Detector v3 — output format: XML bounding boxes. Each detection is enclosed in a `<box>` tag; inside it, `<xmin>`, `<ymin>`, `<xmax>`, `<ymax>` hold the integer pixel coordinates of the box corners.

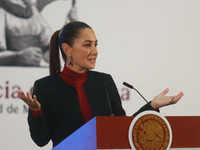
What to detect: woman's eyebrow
<box><xmin>83</xmin><ymin>40</ymin><xmax>98</xmax><ymax>43</ymax></box>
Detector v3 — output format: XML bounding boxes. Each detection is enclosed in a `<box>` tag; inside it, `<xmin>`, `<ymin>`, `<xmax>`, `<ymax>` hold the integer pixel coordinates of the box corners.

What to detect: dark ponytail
<box><xmin>49</xmin><ymin>21</ymin><xmax>92</xmax><ymax>75</ymax></box>
<box><xmin>49</xmin><ymin>30</ymin><xmax>61</xmax><ymax>75</ymax></box>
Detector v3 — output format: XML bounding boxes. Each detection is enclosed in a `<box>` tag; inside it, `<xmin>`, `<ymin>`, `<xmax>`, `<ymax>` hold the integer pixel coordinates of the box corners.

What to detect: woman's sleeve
<box><xmin>132</xmin><ymin>102</ymin><xmax>159</xmax><ymax>116</ymax></box>
<box><xmin>27</xmin><ymin>80</ymin><xmax>52</xmax><ymax>147</ymax></box>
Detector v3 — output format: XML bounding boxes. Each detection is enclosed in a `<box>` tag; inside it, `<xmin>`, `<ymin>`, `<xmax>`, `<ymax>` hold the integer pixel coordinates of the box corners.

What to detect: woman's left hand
<box><xmin>150</xmin><ymin>88</ymin><xmax>184</xmax><ymax>109</ymax></box>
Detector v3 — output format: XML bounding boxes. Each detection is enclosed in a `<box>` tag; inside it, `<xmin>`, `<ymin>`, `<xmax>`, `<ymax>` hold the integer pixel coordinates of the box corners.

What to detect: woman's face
<box><xmin>70</xmin><ymin>28</ymin><xmax>98</xmax><ymax>73</ymax></box>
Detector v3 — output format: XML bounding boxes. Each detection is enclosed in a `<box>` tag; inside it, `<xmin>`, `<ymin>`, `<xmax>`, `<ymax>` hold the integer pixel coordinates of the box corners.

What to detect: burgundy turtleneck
<box><xmin>60</xmin><ymin>66</ymin><xmax>92</xmax><ymax>123</ymax></box>
<box><xmin>30</xmin><ymin>66</ymin><xmax>92</xmax><ymax>123</ymax></box>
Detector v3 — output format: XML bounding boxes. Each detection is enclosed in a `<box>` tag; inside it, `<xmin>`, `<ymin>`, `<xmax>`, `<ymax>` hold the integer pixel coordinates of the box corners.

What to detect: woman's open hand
<box><xmin>151</xmin><ymin>88</ymin><xmax>184</xmax><ymax>109</ymax></box>
<box><xmin>17</xmin><ymin>90</ymin><xmax>41</xmax><ymax>111</ymax></box>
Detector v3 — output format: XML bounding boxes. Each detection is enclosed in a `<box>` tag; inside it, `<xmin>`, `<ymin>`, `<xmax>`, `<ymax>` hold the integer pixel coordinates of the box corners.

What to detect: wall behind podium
<box><xmin>0</xmin><ymin>0</ymin><xmax>200</xmax><ymax>149</ymax></box>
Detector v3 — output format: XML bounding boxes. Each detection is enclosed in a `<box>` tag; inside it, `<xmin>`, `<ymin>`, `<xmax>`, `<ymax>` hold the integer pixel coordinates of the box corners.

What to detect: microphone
<box><xmin>123</xmin><ymin>82</ymin><xmax>148</xmax><ymax>103</ymax></box>
<box><xmin>103</xmin><ymin>83</ymin><xmax>114</xmax><ymax>116</ymax></box>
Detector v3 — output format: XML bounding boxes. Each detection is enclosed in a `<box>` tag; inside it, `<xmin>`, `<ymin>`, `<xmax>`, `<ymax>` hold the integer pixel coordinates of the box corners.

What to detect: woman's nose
<box><xmin>91</xmin><ymin>45</ymin><xmax>98</xmax><ymax>55</ymax></box>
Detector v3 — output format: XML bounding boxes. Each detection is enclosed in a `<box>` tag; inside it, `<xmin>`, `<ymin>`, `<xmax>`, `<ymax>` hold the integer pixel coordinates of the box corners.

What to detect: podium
<box><xmin>52</xmin><ymin>116</ymin><xmax>200</xmax><ymax>150</ymax></box>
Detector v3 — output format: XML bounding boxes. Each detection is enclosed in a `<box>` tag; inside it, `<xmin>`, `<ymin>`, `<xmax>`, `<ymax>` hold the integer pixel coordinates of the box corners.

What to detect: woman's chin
<box><xmin>87</xmin><ymin>64</ymin><xmax>95</xmax><ymax>70</ymax></box>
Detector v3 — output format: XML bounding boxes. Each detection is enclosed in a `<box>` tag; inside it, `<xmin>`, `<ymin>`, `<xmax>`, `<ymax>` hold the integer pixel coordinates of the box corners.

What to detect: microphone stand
<box><xmin>123</xmin><ymin>82</ymin><xmax>148</xmax><ymax>103</ymax></box>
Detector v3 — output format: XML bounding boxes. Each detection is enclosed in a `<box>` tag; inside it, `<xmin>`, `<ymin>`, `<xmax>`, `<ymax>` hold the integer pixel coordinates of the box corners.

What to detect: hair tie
<box><xmin>58</xmin><ymin>29</ymin><xmax>63</xmax><ymax>37</ymax></box>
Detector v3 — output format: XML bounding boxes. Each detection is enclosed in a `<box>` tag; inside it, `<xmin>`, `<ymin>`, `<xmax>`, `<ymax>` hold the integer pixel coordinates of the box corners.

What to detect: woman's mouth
<box><xmin>88</xmin><ymin>58</ymin><xmax>96</xmax><ymax>62</ymax></box>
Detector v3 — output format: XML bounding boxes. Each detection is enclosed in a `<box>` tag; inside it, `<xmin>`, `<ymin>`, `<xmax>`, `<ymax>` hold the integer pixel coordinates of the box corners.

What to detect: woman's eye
<box><xmin>85</xmin><ymin>44</ymin><xmax>91</xmax><ymax>47</ymax></box>
<box><xmin>85</xmin><ymin>43</ymin><xmax>98</xmax><ymax>47</ymax></box>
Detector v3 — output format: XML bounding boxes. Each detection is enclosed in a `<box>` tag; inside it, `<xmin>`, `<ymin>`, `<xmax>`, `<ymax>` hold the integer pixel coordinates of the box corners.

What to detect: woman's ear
<box><xmin>62</xmin><ymin>43</ymin><xmax>72</xmax><ymax>56</ymax></box>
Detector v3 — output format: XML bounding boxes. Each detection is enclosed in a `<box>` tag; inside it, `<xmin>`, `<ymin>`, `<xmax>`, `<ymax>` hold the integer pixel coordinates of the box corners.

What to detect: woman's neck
<box><xmin>66</xmin><ymin>64</ymin><xmax>87</xmax><ymax>74</ymax></box>
<box><xmin>60</xmin><ymin>65</ymin><xmax>88</xmax><ymax>85</ymax></box>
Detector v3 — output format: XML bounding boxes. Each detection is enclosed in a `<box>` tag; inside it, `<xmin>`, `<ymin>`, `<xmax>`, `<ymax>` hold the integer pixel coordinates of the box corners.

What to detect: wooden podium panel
<box><xmin>52</xmin><ymin>116</ymin><xmax>200</xmax><ymax>150</ymax></box>
<box><xmin>167</xmin><ymin>116</ymin><xmax>200</xmax><ymax>148</ymax></box>
<box><xmin>96</xmin><ymin>116</ymin><xmax>200</xmax><ymax>149</ymax></box>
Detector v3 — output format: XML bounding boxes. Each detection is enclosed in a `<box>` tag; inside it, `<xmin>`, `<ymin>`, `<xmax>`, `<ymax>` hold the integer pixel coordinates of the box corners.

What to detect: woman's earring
<box><xmin>69</xmin><ymin>56</ymin><xmax>73</xmax><ymax>66</ymax></box>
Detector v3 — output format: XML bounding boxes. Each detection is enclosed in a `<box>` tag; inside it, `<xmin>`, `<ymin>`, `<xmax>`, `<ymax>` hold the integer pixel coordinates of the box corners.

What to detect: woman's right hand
<box><xmin>17</xmin><ymin>90</ymin><xmax>41</xmax><ymax>111</ymax></box>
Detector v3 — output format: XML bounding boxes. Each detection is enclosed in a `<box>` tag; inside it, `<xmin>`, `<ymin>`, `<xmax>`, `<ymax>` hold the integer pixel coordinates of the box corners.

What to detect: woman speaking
<box><xmin>17</xmin><ymin>21</ymin><xmax>183</xmax><ymax>148</ymax></box>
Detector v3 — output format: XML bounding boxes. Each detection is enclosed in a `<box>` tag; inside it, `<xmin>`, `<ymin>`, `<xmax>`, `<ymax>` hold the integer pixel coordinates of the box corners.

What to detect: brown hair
<box><xmin>49</xmin><ymin>21</ymin><xmax>92</xmax><ymax>75</ymax></box>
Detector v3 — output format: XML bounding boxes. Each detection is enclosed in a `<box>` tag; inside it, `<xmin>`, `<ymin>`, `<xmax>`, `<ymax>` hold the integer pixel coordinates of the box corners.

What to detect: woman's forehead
<box><xmin>79</xmin><ymin>28</ymin><xmax>97</xmax><ymax>41</ymax></box>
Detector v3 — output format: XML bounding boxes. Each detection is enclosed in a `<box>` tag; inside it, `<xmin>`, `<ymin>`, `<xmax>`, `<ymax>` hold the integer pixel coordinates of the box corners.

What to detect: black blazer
<box><xmin>28</xmin><ymin>70</ymin><xmax>155</xmax><ymax>147</ymax></box>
